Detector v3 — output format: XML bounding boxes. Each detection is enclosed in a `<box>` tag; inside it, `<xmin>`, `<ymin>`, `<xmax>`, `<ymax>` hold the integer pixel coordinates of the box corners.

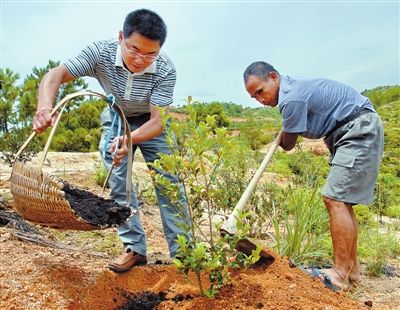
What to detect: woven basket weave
<box><xmin>10</xmin><ymin>91</ymin><xmax>133</xmax><ymax>230</ymax></box>
<box><xmin>11</xmin><ymin>161</ymin><xmax>100</xmax><ymax>230</ymax></box>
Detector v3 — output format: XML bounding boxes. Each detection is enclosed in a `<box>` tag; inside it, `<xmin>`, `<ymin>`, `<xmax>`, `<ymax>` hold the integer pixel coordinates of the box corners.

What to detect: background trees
<box><xmin>0</xmin><ymin>68</ymin><xmax>20</xmax><ymax>134</ymax></box>
<box><xmin>0</xmin><ymin>61</ymin><xmax>103</xmax><ymax>162</ymax></box>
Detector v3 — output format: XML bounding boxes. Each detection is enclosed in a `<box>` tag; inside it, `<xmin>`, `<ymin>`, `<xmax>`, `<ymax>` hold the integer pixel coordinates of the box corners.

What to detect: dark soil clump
<box><xmin>0</xmin><ymin>214</ymin><xmax>8</xmax><ymax>226</ymax></box>
<box><xmin>62</xmin><ymin>182</ymin><xmax>131</xmax><ymax>226</ymax></box>
<box><xmin>118</xmin><ymin>291</ymin><xmax>167</xmax><ymax>310</ymax></box>
<box><xmin>118</xmin><ymin>290</ymin><xmax>193</xmax><ymax>310</ymax></box>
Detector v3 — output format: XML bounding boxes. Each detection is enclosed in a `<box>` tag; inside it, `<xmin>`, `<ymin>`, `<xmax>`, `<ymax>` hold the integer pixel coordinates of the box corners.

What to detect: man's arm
<box><xmin>33</xmin><ymin>65</ymin><xmax>75</xmax><ymax>133</ymax></box>
<box><xmin>279</xmin><ymin>131</ymin><xmax>298</xmax><ymax>151</ymax></box>
<box><xmin>130</xmin><ymin>104</ymin><xmax>165</xmax><ymax>144</ymax></box>
<box><xmin>111</xmin><ymin>104</ymin><xmax>167</xmax><ymax>165</ymax></box>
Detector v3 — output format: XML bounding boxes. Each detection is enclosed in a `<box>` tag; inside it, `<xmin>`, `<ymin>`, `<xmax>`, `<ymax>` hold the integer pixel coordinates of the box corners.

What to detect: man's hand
<box><xmin>279</xmin><ymin>132</ymin><xmax>298</xmax><ymax>151</ymax></box>
<box><xmin>109</xmin><ymin>136</ymin><xmax>129</xmax><ymax>166</ymax></box>
<box><xmin>32</xmin><ymin>108</ymin><xmax>58</xmax><ymax>133</ymax></box>
<box><xmin>34</xmin><ymin>65</ymin><xmax>75</xmax><ymax>134</ymax></box>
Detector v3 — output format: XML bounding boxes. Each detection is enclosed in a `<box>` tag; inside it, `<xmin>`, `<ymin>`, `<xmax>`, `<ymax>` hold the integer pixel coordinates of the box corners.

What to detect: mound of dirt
<box><xmin>69</xmin><ymin>251</ymin><xmax>367</xmax><ymax>310</ymax></box>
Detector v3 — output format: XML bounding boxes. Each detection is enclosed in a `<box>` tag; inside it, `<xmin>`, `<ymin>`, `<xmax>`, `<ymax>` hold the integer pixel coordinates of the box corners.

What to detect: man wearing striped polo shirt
<box><xmin>243</xmin><ymin>61</ymin><xmax>384</xmax><ymax>291</ymax></box>
<box><xmin>33</xmin><ymin>9</ymin><xmax>191</xmax><ymax>272</ymax></box>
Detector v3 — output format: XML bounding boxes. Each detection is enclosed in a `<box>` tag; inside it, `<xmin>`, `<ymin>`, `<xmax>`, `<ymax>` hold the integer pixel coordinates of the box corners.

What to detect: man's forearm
<box><xmin>37</xmin><ymin>71</ymin><xmax>64</xmax><ymax>111</ymax></box>
<box><xmin>129</xmin><ymin>117</ymin><xmax>164</xmax><ymax>144</ymax></box>
<box><xmin>37</xmin><ymin>65</ymin><xmax>74</xmax><ymax>111</ymax></box>
<box><xmin>33</xmin><ymin>65</ymin><xmax>75</xmax><ymax>133</ymax></box>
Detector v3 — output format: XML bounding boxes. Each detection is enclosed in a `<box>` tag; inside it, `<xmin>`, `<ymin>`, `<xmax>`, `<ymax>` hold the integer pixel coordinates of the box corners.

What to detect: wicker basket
<box><xmin>10</xmin><ymin>91</ymin><xmax>133</xmax><ymax>230</ymax></box>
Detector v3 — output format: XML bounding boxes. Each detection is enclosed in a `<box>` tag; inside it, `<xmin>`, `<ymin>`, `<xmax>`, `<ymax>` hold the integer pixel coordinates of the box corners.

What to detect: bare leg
<box><xmin>320</xmin><ymin>196</ymin><xmax>353</xmax><ymax>290</ymax></box>
<box><xmin>347</xmin><ymin>205</ymin><xmax>360</xmax><ymax>282</ymax></box>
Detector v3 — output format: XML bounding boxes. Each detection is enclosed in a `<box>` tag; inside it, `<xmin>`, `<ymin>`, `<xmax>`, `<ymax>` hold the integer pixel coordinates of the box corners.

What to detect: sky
<box><xmin>1</xmin><ymin>0</ymin><xmax>399</xmax><ymax>108</ymax></box>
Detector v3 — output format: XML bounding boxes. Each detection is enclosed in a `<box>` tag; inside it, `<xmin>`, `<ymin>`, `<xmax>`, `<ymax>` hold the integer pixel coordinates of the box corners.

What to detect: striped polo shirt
<box><xmin>277</xmin><ymin>75</ymin><xmax>375</xmax><ymax>139</ymax></box>
<box><xmin>64</xmin><ymin>39</ymin><xmax>176</xmax><ymax>117</ymax></box>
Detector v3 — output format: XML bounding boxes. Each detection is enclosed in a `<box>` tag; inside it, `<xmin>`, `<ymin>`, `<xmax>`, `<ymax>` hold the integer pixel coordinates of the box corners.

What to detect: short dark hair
<box><xmin>123</xmin><ymin>9</ymin><xmax>167</xmax><ymax>46</ymax></box>
<box><xmin>243</xmin><ymin>61</ymin><xmax>279</xmax><ymax>83</ymax></box>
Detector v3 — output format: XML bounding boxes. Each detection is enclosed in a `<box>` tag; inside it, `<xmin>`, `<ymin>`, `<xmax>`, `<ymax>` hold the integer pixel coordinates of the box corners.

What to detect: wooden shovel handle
<box><xmin>221</xmin><ymin>130</ymin><xmax>283</xmax><ymax>235</ymax></box>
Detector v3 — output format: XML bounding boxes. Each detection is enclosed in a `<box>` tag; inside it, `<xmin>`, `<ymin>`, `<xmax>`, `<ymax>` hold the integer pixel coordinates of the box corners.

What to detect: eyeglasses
<box><xmin>122</xmin><ymin>40</ymin><xmax>158</xmax><ymax>62</ymax></box>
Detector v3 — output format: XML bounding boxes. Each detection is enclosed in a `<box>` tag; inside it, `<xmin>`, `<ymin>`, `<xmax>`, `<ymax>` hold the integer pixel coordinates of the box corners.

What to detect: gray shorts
<box><xmin>321</xmin><ymin>112</ymin><xmax>384</xmax><ymax>205</ymax></box>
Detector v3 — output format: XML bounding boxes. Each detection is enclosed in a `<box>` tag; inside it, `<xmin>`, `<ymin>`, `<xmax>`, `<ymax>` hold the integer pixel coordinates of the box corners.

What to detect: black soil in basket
<box><xmin>62</xmin><ymin>182</ymin><xmax>131</xmax><ymax>227</ymax></box>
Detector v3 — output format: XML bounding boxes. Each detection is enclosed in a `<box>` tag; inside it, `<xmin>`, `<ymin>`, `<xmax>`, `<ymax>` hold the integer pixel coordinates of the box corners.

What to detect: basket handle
<box><xmin>38</xmin><ymin>98</ymin><xmax>68</xmax><ymax>170</ymax></box>
<box><xmin>14</xmin><ymin>90</ymin><xmax>133</xmax><ymax>207</ymax></box>
<box><xmin>15</xmin><ymin>91</ymin><xmax>101</xmax><ymax>159</ymax></box>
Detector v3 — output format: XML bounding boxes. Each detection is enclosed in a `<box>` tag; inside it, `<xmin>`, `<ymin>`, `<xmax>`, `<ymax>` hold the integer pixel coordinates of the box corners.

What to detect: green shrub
<box><xmin>362</xmin><ymin>85</ymin><xmax>400</xmax><ymax>109</ymax></box>
<box><xmin>215</xmin><ymin>142</ymin><xmax>257</xmax><ymax>213</ymax></box>
<box><xmin>358</xmin><ymin>227</ymin><xmax>400</xmax><ymax>277</ymax></box>
<box><xmin>267</xmin><ymin>186</ymin><xmax>330</xmax><ymax>264</ymax></box>
<box><xmin>188</xmin><ymin>101</ymin><xmax>230</xmax><ymax>129</ymax></box>
<box><xmin>269</xmin><ymin>149</ymin><xmax>328</xmax><ymax>185</ymax></box>
<box><xmin>269</xmin><ymin>151</ymin><xmax>292</xmax><ymax>175</ymax></box>
<box><xmin>365</xmin><ymin>256</ymin><xmax>387</xmax><ymax>277</ymax></box>
<box><xmin>353</xmin><ymin>205</ymin><xmax>376</xmax><ymax>226</ymax></box>
<box><xmin>372</xmin><ymin>174</ymin><xmax>399</xmax><ymax>220</ymax></box>
<box><xmin>287</xmin><ymin>149</ymin><xmax>328</xmax><ymax>188</ymax></box>
<box><xmin>152</xmin><ymin>107</ymin><xmax>261</xmax><ymax>296</ymax></box>
<box><xmin>238</xmin><ymin>121</ymin><xmax>275</xmax><ymax>150</ymax></box>
<box><xmin>0</xmin><ymin>127</ymin><xmax>41</xmax><ymax>165</ymax></box>
<box><xmin>386</xmin><ymin>205</ymin><xmax>400</xmax><ymax>219</ymax></box>
<box><xmin>92</xmin><ymin>162</ymin><xmax>108</xmax><ymax>187</ymax></box>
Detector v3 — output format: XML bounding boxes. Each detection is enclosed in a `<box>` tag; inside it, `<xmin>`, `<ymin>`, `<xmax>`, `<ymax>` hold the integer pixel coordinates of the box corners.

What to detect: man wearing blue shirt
<box><xmin>243</xmin><ymin>61</ymin><xmax>384</xmax><ymax>291</ymax></box>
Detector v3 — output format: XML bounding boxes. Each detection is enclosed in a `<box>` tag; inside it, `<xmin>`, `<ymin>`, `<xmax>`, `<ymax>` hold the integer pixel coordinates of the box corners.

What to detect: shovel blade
<box><xmin>220</xmin><ymin>229</ymin><xmax>275</xmax><ymax>263</ymax></box>
<box><xmin>235</xmin><ymin>238</ymin><xmax>275</xmax><ymax>263</ymax></box>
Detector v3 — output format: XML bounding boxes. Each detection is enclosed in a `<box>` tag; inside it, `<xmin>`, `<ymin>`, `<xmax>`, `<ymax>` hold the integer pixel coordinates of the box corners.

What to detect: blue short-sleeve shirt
<box><xmin>277</xmin><ymin>75</ymin><xmax>375</xmax><ymax>139</ymax></box>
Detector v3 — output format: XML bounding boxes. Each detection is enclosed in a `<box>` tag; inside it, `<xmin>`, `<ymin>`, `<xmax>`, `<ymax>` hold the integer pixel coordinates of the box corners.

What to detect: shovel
<box><xmin>220</xmin><ymin>130</ymin><xmax>283</xmax><ymax>260</ymax></box>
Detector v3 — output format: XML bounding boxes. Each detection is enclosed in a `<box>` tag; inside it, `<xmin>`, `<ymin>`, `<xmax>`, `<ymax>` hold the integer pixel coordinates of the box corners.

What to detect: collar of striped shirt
<box><xmin>114</xmin><ymin>44</ymin><xmax>157</xmax><ymax>76</ymax></box>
